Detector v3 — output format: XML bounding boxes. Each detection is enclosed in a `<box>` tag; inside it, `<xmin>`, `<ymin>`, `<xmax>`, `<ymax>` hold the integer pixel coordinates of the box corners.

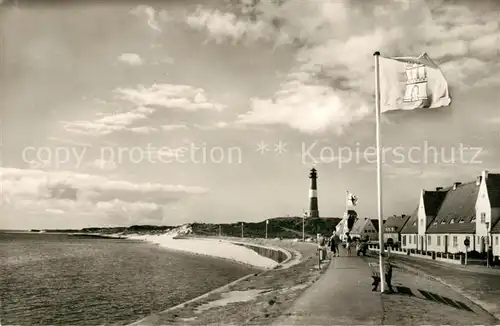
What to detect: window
<box><xmin>471</xmin><ymin>216</ymin><xmax>476</xmax><ymax>223</ymax></box>
<box><xmin>409</xmin><ymin>236</ymin><xmax>412</xmax><ymax>244</ymax></box>
<box><xmin>412</xmin><ymin>221</ymin><xmax>417</xmax><ymax>226</ymax></box>
<box><xmin>459</xmin><ymin>218</ymin><xmax>464</xmax><ymax>223</ymax></box>
<box><xmin>481</xmin><ymin>213</ymin><xmax>486</xmax><ymax>223</ymax></box>
<box><xmin>420</xmin><ymin>219</ymin><xmax>424</xmax><ymax>226</ymax></box>
<box><xmin>433</xmin><ymin>221</ymin><xmax>438</xmax><ymax>225</ymax></box>
<box><xmin>453</xmin><ymin>236</ymin><xmax>458</xmax><ymax>247</ymax></box>
<box><xmin>403</xmin><ymin>235</ymin><xmax>407</xmax><ymax>246</ymax></box>
<box><xmin>450</xmin><ymin>219</ymin><xmax>455</xmax><ymax>224</ymax></box>
<box><xmin>496</xmin><ymin>236</ymin><xmax>499</xmax><ymax>246</ymax></box>
<box><xmin>441</xmin><ymin>220</ymin><xmax>446</xmax><ymax>224</ymax></box>
<box><xmin>437</xmin><ymin>236</ymin><xmax>441</xmax><ymax>246</ymax></box>
<box><xmin>414</xmin><ymin>235</ymin><xmax>417</xmax><ymax>244</ymax></box>
<box><xmin>428</xmin><ymin>235</ymin><xmax>431</xmax><ymax>245</ymax></box>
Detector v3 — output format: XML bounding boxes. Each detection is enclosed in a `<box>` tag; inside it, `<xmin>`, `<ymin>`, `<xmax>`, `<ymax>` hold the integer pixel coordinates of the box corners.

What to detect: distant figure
<box><xmin>346</xmin><ymin>233</ymin><xmax>352</xmax><ymax>256</ymax></box>
<box><xmin>330</xmin><ymin>231</ymin><xmax>340</xmax><ymax>257</ymax></box>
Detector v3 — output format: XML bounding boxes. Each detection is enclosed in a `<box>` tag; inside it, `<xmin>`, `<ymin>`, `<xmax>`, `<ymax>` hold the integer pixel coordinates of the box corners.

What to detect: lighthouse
<box><xmin>309</xmin><ymin>167</ymin><xmax>319</xmax><ymax>218</ymax></box>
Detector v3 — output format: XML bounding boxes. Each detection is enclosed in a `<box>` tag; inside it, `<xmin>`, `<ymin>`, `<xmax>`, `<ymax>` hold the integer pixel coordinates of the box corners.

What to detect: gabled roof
<box><xmin>350</xmin><ymin>218</ymin><xmax>377</xmax><ymax>234</ymax></box>
<box><xmin>491</xmin><ymin>217</ymin><xmax>500</xmax><ymax>233</ymax></box>
<box><xmin>427</xmin><ymin>181</ymin><xmax>478</xmax><ymax>234</ymax></box>
<box><xmin>401</xmin><ymin>207</ymin><xmax>419</xmax><ymax>234</ymax></box>
<box><xmin>384</xmin><ymin>214</ymin><xmax>411</xmax><ymax>232</ymax></box>
<box><xmin>423</xmin><ymin>190</ymin><xmax>449</xmax><ymax>218</ymax></box>
<box><xmin>486</xmin><ymin>173</ymin><xmax>500</xmax><ymax>208</ymax></box>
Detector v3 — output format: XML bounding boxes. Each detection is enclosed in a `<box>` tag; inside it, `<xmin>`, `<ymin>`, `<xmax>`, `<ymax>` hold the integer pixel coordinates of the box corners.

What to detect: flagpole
<box><xmin>374</xmin><ymin>51</ymin><xmax>386</xmax><ymax>293</ymax></box>
<box><xmin>265</xmin><ymin>220</ymin><xmax>268</xmax><ymax>239</ymax></box>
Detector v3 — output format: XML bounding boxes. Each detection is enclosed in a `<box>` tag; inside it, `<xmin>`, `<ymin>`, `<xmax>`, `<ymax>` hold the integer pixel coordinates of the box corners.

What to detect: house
<box><xmin>416</xmin><ymin>188</ymin><xmax>448</xmax><ymax>252</ymax></box>
<box><xmin>349</xmin><ymin>217</ymin><xmax>379</xmax><ymax>241</ymax></box>
<box><xmin>475</xmin><ymin>170</ymin><xmax>500</xmax><ymax>258</ymax></box>
<box><xmin>491</xmin><ymin>219</ymin><xmax>500</xmax><ymax>259</ymax></box>
<box><xmin>426</xmin><ymin>181</ymin><xmax>478</xmax><ymax>254</ymax></box>
<box><xmin>383</xmin><ymin>214</ymin><xmax>411</xmax><ymax>246</ymax></box>
<box><xmin>401</xmin><ymin>208</ymin><xmax>418</xmax><ymax>251</ymax></box>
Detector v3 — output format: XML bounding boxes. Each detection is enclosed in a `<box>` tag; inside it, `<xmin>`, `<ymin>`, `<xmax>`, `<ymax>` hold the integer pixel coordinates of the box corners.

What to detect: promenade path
<box><xmin>272</xmin><ymin>248</ymin><xmax>383</xmax><ymax>325</ymax></box>
<box><xmin>272</xmin><ymin>247</ymin><xmax>498</xmax><ymax>325</ymax></box>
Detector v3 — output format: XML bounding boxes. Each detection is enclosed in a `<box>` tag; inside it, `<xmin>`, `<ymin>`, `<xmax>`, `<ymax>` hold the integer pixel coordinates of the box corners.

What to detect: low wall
<box><xmin>368</xmin><ymin>245</ymin><xmax>462</xmax><ymax>265</ymax></box>
<box><xmin>232</xmin><ymin>242</ymin><xmax>290</xmax><ymax>264</ymax></box>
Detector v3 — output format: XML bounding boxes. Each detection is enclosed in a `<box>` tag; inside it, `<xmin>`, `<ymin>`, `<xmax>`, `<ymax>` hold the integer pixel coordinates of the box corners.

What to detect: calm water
<box><xmin>0</xmin><ymin>232</ymin><xmax>257</xmax><ymax>325</ymax></box>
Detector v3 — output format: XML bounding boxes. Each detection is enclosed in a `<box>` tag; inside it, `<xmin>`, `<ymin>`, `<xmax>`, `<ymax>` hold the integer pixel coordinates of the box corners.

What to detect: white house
<box><xmin>426</xmin><ymin>181</ymin><xmax>478</xmax><ymax>254</ymax></box>
<box><xmin>401</xmin><ymin>208</ymin><xmax>418</xmax><ymax>251</ymax></box>
<box><xmin>383</xmin><ymin>214</ymin><xmax>411</xmax><ymax>246</ymax></box>
<box><xmin>349</xmin><ymin>218</ymin><xmax>379</xmax><ymax>241</ymax></box>
<box><xmin>475</xmin><ymin>170</ymin><xmax>500</xmax><ymax>258</ymax></box>
<box><xmin>416</xmin><ymin>188</ymin><xmax>448</xmax><ymax>252</ymax></box>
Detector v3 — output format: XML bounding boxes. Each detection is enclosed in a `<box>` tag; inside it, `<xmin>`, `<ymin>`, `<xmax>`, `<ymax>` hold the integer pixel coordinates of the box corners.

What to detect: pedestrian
<box><xmin>346</xmin><ymin>233</ymin><xmax>352</xmax><ymax>256</ymax></box>
<box><xmin>330</xmin><ymin>231</ymin><xmax>340</xmax><ymax>257</ymax></box>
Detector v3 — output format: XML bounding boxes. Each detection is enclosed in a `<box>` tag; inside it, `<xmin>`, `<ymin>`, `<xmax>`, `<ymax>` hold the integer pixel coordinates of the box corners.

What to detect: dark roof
<box><xmin>371</xmin><ymin>219</ymin><xmax>379</xmax><ymax>232</ymax></box>
<box><xmin>486</xmin><ymin>173</ymin><xmax>500</xmax><ymax>208</ymax></box>
<box><xmin>491</xmin><ymin>216</ymin><xmax>500</xmax><ymax>233</ymax></box>
<box><xmin>423</xmin><ymin>190</ymin><xmax>448</xmax><ymax>218</ymax></box>
<box><xmin>427</xmin><ymin>181</ymin><xmax>478</xmax><ymax>234</ymax></box>
<box><xmin>384</xmin><ymin>214</ymin><xmax>411</xmax><ymax>232</ymax></box>
<box><xmin>401</xmin><ymin>207</ymin><xmax>419</xmax><ymax>234</ymax></box>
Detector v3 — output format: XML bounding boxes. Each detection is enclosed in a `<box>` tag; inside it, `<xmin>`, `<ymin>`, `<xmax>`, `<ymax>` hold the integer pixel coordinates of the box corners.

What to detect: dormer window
<box><xmin>433</xmin><ymin>221</ymin><xmax>438</xmax><ymax>225</ymax></box>
<box><xmin>459</xmin><ymin>218</ymin><xmax>465</xmax><ymax>223</ymax></box>
<box><xmin>471</xmin><ymin>216</ymin><xmax>476</xmax><ymax>223</ymax></box>
<box><xmin>412</xmin><ymin>221</ymin><xmax>417</xmax><ymax>226</ymax></box>
<box><xmin>441</xmin><ymin>220</ymin><xmax>446</xmax><ymax>224</ymax></box>
<box><xmin>450</xmin><ymin>219</ymin><xmax>455</xmax><ymax>224</ymax></box>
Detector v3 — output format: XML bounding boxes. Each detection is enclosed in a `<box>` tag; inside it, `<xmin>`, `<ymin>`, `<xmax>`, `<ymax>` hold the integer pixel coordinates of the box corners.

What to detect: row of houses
<box><xmin>383</xmin><ymin>170</ymin><xmax>500</xmax><ymax>257</ymax></box>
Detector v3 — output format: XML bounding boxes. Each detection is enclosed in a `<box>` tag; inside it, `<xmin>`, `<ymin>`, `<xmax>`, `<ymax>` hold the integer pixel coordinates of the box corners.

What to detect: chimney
<box><xmin>453</xmin><ymin>182</ymin><xmax>462</xmax><ymax>190</ymax></box>
<box><xmin>476</xmin><ymin>175</ymin><xmax>482</xmax><ymax>186</ymax></box>
<box><xmin>436</xmin><ymin>187</ymin><xmax>443</xmax><ymax>191</ymax></box>
<box><xmin>482</xmin><ymin>170</ymin><xmax>489</xmax><ymax>181</ymax></box>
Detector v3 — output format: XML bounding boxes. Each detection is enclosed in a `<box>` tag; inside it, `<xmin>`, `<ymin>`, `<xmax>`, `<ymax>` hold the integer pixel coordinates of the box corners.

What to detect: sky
<box><xmin>1</xmin><ymin>0</ymin><xmax>500</xmax><ymax>229</ymax></box>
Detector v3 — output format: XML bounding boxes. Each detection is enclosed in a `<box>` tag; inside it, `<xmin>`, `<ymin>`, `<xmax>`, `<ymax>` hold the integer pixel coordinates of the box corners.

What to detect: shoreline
<box><xmin>123</xmin><ymin>235</ymin><xmax>302</xmax><ymax>325</ymax></box>
<box><xmin>123</xmin><ymin>233</ymin><xmax>284</xmax><ymax>270</ymax></box>
<box><xmin>127</xmin><ymin>239</ymin><xmax>326</xmax><ymax>325</ymax></box>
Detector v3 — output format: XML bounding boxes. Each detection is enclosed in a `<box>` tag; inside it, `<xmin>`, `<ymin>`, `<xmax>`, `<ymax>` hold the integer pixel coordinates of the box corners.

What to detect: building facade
<box><xmin>383</xmin><ymin>214</ymin><xmax>410</xmax><ymax>246</ymax></box>
<box><xmin>402</xmin><ymin>170</ymin><xmax>500</xmax><ymax>259</ymax></box>
<box><xmin>350</xmin><ymin>218</ymin><xmax>379</xmax><ymax>241</ymax></box>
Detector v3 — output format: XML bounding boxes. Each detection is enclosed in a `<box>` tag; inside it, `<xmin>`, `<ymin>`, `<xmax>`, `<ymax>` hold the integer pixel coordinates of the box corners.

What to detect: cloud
<box><xmin>130</xmin><ymin>5</ymin><xmax>161</xmax><ymax>32</ymax></box>
<box><xmin>185</xmin><ymin>0</ymin><xmax>500</xmax><ymax>134</ymax></box>
<box><xmin>0</xmin><ymin>167</ymin><xmax>209</xmax><ymax>225</ymax></box>
<box><xmin>130</xmin><ymin>126</ymin><xmax>158</xmax><ymax>134</ymax></box>
<box><xmin>47</xmin><ymin>137</ymin><xmax>92</xmax><ymax>147</ymax></box>
<box><xmin>87</xmin><ymin>159</ymin><xmax>118</xmax><ymax>171</ymax></box>
<box><xmin>61</xmin><ymin>108</ymin><xmax>152</xmax><ymax>136</ymax></box>
<box><xmin>114</xmin><ymin>84</ymin><xmax>226</xmax><ymax>111</ymax></box>
<box><xmin>161</xmin><ymin>124</ymin><xmax>188</xmax><ymax>131</ymax></box>
<box><xmin>118</xmin><ymin>53</ymin><xmax>144</xmax><ymax>65</ymax></box>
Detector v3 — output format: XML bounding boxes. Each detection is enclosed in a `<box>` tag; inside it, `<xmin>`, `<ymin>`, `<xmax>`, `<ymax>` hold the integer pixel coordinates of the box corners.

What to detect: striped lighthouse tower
<box><xmin>308</xmin><ymin>167</ymin><xmax>319</xmax><ymax>218</ymax></box>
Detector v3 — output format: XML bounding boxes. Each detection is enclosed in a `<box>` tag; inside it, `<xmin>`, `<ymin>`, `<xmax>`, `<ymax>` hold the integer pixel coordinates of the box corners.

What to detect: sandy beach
<box><xmin>123</xmin><ymin>226</ymin><xmax>282</xmax><ymax>270</ymax></box>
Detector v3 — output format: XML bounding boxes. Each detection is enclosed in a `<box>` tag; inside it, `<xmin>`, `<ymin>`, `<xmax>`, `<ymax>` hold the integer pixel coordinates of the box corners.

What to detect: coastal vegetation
<box><xmin>37</xmin><ymin>217</ymin><xmax>341</xmax><ymax>239</ymax></box>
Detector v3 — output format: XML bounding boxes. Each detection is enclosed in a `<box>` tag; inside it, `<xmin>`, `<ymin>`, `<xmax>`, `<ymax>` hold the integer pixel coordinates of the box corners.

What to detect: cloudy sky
<box><xmin>1</xmin><ymin>0</ymin><xmax>500</xmax><ymax>229</ymax></box>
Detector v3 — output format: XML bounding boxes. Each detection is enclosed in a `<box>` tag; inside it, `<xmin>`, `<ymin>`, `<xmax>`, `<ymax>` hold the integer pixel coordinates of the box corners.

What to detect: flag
<box><xmin>379</xmin><ymin>53</ymin><xmax>451</xmax><ymax>112</ymax></box>
<box><xmin>347</xmin><ymin>192</ymin><xmax>358</xmax><ymax>206</ymax></box>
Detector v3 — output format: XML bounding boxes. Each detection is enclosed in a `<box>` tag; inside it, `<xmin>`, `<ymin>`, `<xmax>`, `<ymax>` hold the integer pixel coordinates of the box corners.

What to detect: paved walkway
<box><xmin>273</xmin><ymin>249</ymin><xmax>383</xmax><ymax>325</ymax></box>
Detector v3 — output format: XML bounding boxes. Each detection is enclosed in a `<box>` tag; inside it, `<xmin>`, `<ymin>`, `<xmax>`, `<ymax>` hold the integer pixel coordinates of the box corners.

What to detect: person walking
<box><xmin>330</xmin><ymin>231</ymin><xmax>340</xmax><ymax>257</ymax></box>
<box><xmin>346</xmin><ymin>233</ymin><xmax>352</xmax><ymax>256</ymax></box>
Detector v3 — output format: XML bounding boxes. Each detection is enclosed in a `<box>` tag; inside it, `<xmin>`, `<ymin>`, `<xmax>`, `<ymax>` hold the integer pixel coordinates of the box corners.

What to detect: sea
<box><xmin>0</xmin><ymin>232</ymin><xmax>258</xmax><ymax>325</ymax></box>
